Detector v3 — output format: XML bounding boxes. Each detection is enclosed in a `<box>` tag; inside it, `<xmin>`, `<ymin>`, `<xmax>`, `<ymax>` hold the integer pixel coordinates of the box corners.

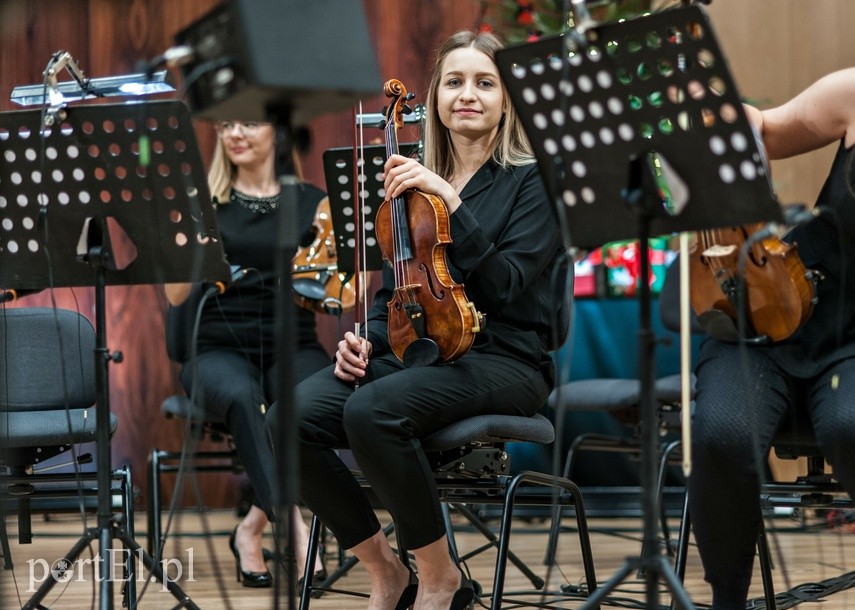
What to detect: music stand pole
<box><xmin>572</xmin><ymin>160</ymin><xmax>696</xmax><ymax>610</ymax></box>
<box><xmin>268</xmin><ymin>104</ymin><xmax>301</xmax><ymax>610</ymax></box>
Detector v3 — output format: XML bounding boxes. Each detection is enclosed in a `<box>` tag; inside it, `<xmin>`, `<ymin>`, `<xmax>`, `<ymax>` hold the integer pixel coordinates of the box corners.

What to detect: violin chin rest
<box><xmin>403</xmin><ymin>338</ymin><xmax>441</xmax><ymax>368</ymax></box>
<box><xmin>293</xmin><ymin>278</ymin><xmax>327</xmax><ymax>301</ymax></box>
<box><xmin>697</xmin><ymin>310</ymin><xmax>740</xmax><ymax>343</ymax></box>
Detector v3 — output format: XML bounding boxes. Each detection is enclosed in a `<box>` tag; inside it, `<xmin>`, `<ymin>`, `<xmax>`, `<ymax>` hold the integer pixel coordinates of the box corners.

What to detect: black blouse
<box><xmin>195</xmin><ymin>183</ymin><xmax>326</xmax><ymax>364</ymax></box>
<box><xmin>365</xmin><ymin>160</ymin><xmax>565</xmax><ymax>382</ymax></box>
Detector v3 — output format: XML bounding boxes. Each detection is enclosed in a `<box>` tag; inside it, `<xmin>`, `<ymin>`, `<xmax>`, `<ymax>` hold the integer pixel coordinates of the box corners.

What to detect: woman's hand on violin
<box><xmin>384</xmin><ymin>154</ymin><xmax>461</xmax><ymax>213</ymax></box>
<box><xmin>334</xmin><ymin>331</ymin><xmax>372</xmax><ymax>381</ymax></box>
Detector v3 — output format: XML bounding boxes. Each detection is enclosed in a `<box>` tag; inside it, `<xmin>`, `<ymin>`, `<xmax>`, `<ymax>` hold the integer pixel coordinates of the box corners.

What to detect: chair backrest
<box><xmin>0</xmin><ymin>308</ymin><xmax>95</xmax><ymax>412</ymax></box>
<box><xmin>659</xmin><ymin>254</ymin><xmax>702</xmax><ymax>334</ymax></box>
<box><xmin>548</xmin><ymin>250</ymin><xmax>572</xmax><ymax>352</ymax></box>
<box><xmin>772</xmin><ymin>403</ymin><xmax>824</xmax><ymax>461</ymax></box>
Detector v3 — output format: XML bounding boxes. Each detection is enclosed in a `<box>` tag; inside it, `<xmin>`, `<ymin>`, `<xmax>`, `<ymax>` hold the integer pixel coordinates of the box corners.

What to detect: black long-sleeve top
<box><xmin>365</xmin><ymin>160</ymin><xmax>565</xmax><ymax>382</ymax></box>
<box><xmin>195</xmin><ymin>184</ymin><xmax>326</xmax><ymax>364</ymax></box>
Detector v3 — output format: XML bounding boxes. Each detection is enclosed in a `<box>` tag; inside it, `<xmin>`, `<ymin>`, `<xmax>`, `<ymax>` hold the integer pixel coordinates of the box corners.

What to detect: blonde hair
<box><xmin>207</xmin><ymin>138</ymin><xmax>235</xmax><ymax>204</ymax></box>
<box><xmin>422</xmin><ymin>30</ymin><xmax>534</xmax><ymax>179</ymax></box>
<box><xmin>206</xmin><ymin>127</ymin><xmax>305</xmax><ymax>204</ymax></box>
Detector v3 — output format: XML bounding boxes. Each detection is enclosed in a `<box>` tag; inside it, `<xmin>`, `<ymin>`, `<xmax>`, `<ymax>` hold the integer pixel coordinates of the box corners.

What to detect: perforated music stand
<box><xmin>0</xmin><ymin>99</ymin><xmax>229</xmax><ymax>610</ymax></box>
<box><xmin>495</xmin><ymin>5</ymin><xmax>782</xmax><ymax>608</ymax></box>
<box><xmin>322</xmin><ymin>142</ymin><xmax>420</xmax><ymax>274</ymax></box>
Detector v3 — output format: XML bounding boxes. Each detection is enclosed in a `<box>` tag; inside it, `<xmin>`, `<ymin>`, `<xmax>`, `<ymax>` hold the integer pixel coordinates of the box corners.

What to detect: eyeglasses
<box><xmin>214</xmin><ymin>120</ymin><xmax>269</xmax><ymax>138</ymax></box>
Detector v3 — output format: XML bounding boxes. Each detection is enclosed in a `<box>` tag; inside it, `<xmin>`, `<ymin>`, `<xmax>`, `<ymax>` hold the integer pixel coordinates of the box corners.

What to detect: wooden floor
<box><xmin>3</xmin><ymin>507</ymin><xmax>855</xmax><ymax>609</ymax></box>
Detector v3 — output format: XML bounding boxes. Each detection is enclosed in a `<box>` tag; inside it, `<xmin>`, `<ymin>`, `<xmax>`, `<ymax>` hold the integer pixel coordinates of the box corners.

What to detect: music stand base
<box><xmin>23</xmin><ymin>522</ymin><xmax>200</xmax><ymax>610</ymax></box>
<box><xmin>578</xmin><ymin>554</ymin><xmax>695</xmax><ymax>610</ymax></box>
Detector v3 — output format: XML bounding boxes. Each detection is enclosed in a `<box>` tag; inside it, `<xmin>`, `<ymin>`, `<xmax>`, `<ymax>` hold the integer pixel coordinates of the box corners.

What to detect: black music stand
<box><xmin>0</xmin><ymin>99</ymin><xmax>229</xmax><ymax>610</ymax></box>
<box><xmin>322</xmin><ymin>143</ymin><xmax>420</xmax><ymax>275</ymax></box>
<box><xmin>496</xmin><ymin>5</ymin><xmax>782</xmax><ymax>608</ymax></box>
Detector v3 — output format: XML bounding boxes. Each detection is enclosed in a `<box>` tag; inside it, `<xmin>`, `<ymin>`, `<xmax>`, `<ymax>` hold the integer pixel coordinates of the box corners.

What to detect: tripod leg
<box><xmin>115</xmin><ymin>529</ymin><xmax>200</xmax><ymax>610</ymax></box>
<box><xmin>575</xmin><ymin>559</ymin><xmax>638</xmax><ymax>610</ymax></box>
<box><xmin>655</xmin><ymin>555</ymin><xmax>695</xmax><ymax>610</ymax></box>
<box><xmin>24</xmin><ymin>528</ymin><xmax>99</xmax><ymax>609</ymax></box>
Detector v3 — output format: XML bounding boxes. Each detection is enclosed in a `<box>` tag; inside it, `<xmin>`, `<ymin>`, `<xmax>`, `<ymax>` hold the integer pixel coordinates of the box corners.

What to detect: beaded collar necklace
<box><xmin>230</xmin><ymin>188</ymin><xmax>281</xmax><ymax>214</ymax></box>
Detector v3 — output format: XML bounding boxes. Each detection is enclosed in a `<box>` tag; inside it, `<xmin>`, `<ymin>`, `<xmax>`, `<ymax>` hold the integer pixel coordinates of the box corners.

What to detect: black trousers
<box><xmin>273</xmin><ymin>350</ymin><xmax>550</xmax><ymax>552</ymax></box>
<box><xmin>688</xmin><ymin>339</ymin><xmax>855</xmax><ymax>610</ymax></box>
<box><xmin>180</xmin><ymin>344</ymin><xmax>331</xmax><ymax>518</ymax></box>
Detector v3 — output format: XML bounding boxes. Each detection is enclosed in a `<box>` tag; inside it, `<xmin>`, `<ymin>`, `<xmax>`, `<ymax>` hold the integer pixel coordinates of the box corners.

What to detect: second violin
<box><xmin>292</xmin><ymin>196</ymin><xmax>357</xmax><ymax>315</ymax></box>
<box><xmin>689</xmin><ymin>224</ymin><xmax>818</xmax><ymax>343</ymax></box>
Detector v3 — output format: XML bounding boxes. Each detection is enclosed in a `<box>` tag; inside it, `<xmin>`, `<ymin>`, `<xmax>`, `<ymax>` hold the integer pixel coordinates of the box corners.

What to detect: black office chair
<box><xmin>146</xmin><ymin>286</ymin><xmax>243</xmax><ymax>557</ymax></box>
<box><xmin>545</xmin><ymin>258</ymin><xmax>698</xmax><ymax>564</ymax></box>
<box><xmin>0</xmin><ymin>308</ymin><xmax>132</xmax><ymax>580</ymax></box>
<box><xmin>298</xmin><ymin>255</ymin><xmax>600</xmax><ymax>610</ymax></box>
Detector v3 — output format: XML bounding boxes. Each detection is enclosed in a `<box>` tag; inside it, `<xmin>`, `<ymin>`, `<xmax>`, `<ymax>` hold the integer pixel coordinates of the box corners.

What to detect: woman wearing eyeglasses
<box><xmin>164</xmin><ymin>120</ymin><xmax>329</xmax><ymax>587</ymax></box>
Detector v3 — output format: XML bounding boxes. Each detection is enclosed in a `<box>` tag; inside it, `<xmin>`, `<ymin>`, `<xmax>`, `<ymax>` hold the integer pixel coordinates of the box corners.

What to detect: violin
<box><xmin>688</xmin><ymin>224</ymin><xmax>816</xmax><ymax>343</ymax></box>
<box><xmin>374</xmin><ymin>79</ymin><xmax>483</xmax><ymax>367</ymax></box>
<box><xmin>292</xmin><ymin>196</ymin><xmax>357</xmax><ymax>315</ymax></box>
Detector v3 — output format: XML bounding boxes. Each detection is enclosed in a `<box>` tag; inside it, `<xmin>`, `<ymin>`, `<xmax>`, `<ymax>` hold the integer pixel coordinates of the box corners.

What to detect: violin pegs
<box><xmin>403</xmin><ymin>104</ymin><xmax>413</xmax><ymax>115</ymax></box>
<box><xmin>405</xmin><ymin>92</ymin><xmax>416</xmax><ymax>101</ymax></box>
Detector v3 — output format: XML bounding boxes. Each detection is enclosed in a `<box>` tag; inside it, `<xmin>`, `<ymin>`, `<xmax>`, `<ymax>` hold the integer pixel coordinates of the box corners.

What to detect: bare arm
<box><xmin>756</xmin><ymin>68</ymin><xmax>855</xmax><ymax>160</ymax></box>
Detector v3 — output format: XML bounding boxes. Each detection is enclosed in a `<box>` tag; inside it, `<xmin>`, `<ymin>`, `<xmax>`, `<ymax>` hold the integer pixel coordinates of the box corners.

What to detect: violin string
<box><xmin>386</xmin><ymin>116</ymin><xmax>407</xmax><ymax>300</ymax></box>
<box><xmin>352</xmin><ymin>102</ymin><xmax>364</xmax><ymax>363</ymax></box>
<box><xmin>357</xmin><ymin>101</ymin><xmax>369</xmax><ymax>336</ymax></box>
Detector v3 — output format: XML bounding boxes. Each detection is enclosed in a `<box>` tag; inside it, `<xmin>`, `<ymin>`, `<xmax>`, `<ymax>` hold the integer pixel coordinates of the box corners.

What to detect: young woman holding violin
<box><xmin>164</xmin><ymin>120</ymin><xmax>329</xmax><ymax>587</ymax></box>
<box><xmin>688</xmin><ymin>68</ymin><xmax>855</xmax><ymax>609</ymax></box>
<box><xmin>266</xmin><ymin>30</ymin><xmax>565</xmax><ymax>609</ymax></box>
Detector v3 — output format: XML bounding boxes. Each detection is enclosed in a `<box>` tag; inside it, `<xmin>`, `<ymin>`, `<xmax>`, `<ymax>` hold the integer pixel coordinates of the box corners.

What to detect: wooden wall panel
<box><xmin>707</xmin><ymin>0</ymin><xmax>855</xmax><ymax>206</ymax></box>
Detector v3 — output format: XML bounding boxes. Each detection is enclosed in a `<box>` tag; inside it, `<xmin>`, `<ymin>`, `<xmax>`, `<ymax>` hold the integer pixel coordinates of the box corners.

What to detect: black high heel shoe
<box><xmin>229</xmin><ymin>526</ymin><xmax>272</xmax><ymax>588</ymax></box>
<box><xmin>448</xmin><ymin>567</ymin><xmax>475</xmax><ymax>610</ymax></box>
<box><xmin>395</xmin><ymin>566</ymin><xmax>419</xmax><ymax>610</ymax></box>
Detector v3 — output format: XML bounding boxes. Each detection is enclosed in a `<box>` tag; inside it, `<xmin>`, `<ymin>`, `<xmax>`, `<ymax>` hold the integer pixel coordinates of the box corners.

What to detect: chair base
<box><xmin>298</xmin><ymin>469</ymin><xmax>598</xmax><ymax>610</ymax></box>
<box><xmin>0</xmin><ymin>466</ymin><xmax>140</xmax><ymax>606</ymax></box>
<box><xmin>146</xmin><ymin>446</ymin><xmax>241</xmax><ymax>557</ymax></box>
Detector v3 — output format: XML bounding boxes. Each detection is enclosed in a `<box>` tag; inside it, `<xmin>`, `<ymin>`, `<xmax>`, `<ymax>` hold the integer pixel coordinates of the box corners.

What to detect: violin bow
<box><xmin>351</xmin><ymin>101</ymin><xmax>370</xmax><ymax>387</ymax></box>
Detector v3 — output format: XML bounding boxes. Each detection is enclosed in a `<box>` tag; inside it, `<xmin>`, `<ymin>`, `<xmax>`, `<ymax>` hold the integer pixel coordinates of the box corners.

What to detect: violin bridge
<box><xmin>701</xmin><ymin>244</ymin><xmax>738</xmax><ymax>257</ymax></box>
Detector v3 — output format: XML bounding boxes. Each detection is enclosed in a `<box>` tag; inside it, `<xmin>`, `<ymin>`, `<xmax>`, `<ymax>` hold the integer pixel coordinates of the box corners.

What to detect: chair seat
<box><xmin>654</xmin><ymin>373</ymin><xmax>696</xmax><ymax>404</ymax></box>
<box><xmin>550</xmin><ymin>374</ymin><xmax>696</xmax><ymax>412</ymax></box>
<box><xmin>0</xmin><ymin>407</ymin><xmax>117</xmax><ymax>450</ymax></box>
<box><xmin>421</xmin><ymin>413</ymin><xmax>555</xmax><ymax>452</ymax></box>
<box><xmin>549</xmin><ymin>379</ymin><xmax>641</xmax><ymax>412</ymax></box>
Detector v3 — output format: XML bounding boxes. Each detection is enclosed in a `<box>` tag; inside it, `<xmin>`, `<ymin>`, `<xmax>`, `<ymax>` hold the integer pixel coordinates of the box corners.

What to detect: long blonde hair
<box><xmin>206</xmin><ymin>128</ymin><xmax>305</xmax><ymax>204</ymax></box>
<box><xmin>422</xmin><ymin>30</ymin><xmax>534</xmax><ymax>179</ymax></box>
